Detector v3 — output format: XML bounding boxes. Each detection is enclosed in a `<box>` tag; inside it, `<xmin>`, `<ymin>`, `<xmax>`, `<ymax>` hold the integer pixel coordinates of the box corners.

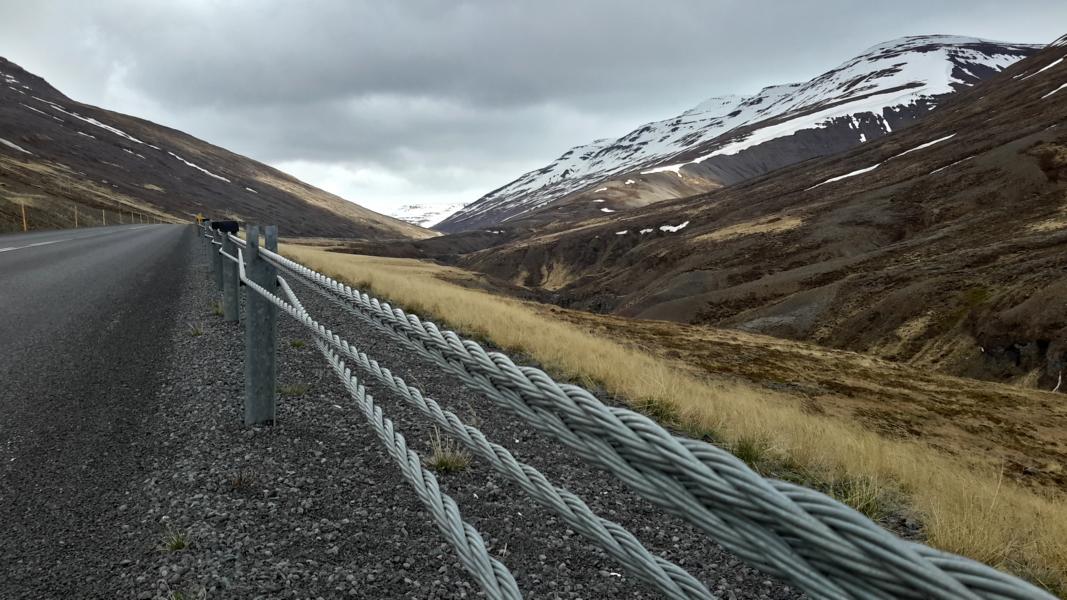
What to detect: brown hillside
<box><xmin>0</xmin><ymin>57</ymin><xmax>431</xmax><ymax>240</ymax></box>
<box><xmin>353</xmin><ymin>40</ymin><xmax>1067</xmax><ymax>389</ymax></box>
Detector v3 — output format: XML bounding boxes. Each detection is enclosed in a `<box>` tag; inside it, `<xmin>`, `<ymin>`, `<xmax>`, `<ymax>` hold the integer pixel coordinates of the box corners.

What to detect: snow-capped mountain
<box><xmin>390</xmin><ymin>201</ymin><xmax>469</xmax><ymax>228</ymax></box>
<box><xmin>437</xmin><ymin>35</ymin><xmax>1040</xmax><ymax>232</ymax></box>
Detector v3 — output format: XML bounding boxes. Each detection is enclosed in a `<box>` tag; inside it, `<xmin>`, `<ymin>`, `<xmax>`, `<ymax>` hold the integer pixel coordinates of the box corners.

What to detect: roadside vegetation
<box><xmin>278</xmin><ymin>382</ymin><xmax>309</xmax><ymax>397</ymax></box>
<box><xmin>162</xmin><ymin>527</ymin><xmax>189</xmax><ymax>552</ymax></box>
<box><xmin>425</xmin><ymin>426</ymin><xmax>471</xmax><ymax>473</ymax></box>
<box><xmin>281</xmin><ymin>244</ymin><xmax>1067</xmax><ymax>592</ymax></box>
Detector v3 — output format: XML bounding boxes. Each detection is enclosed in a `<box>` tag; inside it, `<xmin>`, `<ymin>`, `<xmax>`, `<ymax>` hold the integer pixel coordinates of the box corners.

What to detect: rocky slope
<box><xmin>0</xmin><ymin>57</ymin><xmax>431</xmax><ymax>239</ymax></box>
<box><xmin>437</xmin><ymin>36</ymin><xmax>1040</xmax><ymax>232</ymax></box>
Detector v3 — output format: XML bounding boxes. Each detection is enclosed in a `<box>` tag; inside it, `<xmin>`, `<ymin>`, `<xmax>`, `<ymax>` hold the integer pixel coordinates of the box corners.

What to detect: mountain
<box><xmin>436</xmin><ymin>35</ymin><xmax>1041</xmax><ymax>233</ymax></box>
<box><xmin>0</xmin><ymin>57</ymin><xmax>432</xmax><ymax>239</ymax></box>
<box><xmin>355</xmin><ymin>34</ymin><xmax>1067</xmax><ymax>389</ymax></box>
<box><xmin>390</xmin><ymin>201</ymin><xmax>469</xmax><ymax>228</ymax></box>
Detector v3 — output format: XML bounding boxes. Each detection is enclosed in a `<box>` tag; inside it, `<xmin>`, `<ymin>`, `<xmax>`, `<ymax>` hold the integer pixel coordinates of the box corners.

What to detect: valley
<box><xmin>2</xmin><ymin>15</ymin><xmax>1066</xmax><ymax>597</ymax></box>
<box><xmin>287</xmin><ymin>37</ymin><xmax>1067</xmax><ymax>588</ymax></box>
<box><xmin>357</xmin><ymin>38</ymin><xmax>1067</xmax><ymax>394</ymax></box>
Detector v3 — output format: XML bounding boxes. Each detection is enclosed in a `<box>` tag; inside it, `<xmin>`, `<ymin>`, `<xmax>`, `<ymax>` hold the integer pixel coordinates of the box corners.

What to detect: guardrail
<box><xmin>198</xmin><ymin>221</ymin><xmax>1055</xmax><ymax>600</ymax></box>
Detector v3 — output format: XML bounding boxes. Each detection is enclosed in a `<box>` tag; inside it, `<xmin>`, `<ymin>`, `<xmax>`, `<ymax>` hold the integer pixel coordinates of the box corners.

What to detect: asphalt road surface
<box><xmin>0</xmin><ymin>224</ymin><xmax>192</xmax><ymax>598</ymax></box>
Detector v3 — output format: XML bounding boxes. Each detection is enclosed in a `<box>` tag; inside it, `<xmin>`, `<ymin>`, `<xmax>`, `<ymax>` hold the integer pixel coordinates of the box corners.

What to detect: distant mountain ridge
<box><xmin>0</xmin><ymin>57</ymin><xmax>431</xmax><ymax>239</ymax></box>
<box><xmin>436</xmin><ymin>35</ymin><xmax>1041</xmax><ymax>232</ymax></box>
<box><xmin>391</xmin><ymin>201</ymin><xmax>468</xmax><ymax>228</ymax></box>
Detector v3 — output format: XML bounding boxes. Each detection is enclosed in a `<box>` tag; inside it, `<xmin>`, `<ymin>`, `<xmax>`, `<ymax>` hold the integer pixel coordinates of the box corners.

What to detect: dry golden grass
<box><xmin>0</xmin><ymin>155</ymin><xmax>180</xmax><ymax>229</ymax></box>
<box><xmin>281</xmin><ymin>244</ymin><xmax>1067</xmax><ymax>592</ymax></box>
<box><xmin>547</xmin><ymin>309</ymin><xmax>1067</xmax><ymax>492</ymax></box>
<box><xmin>691</xmin><ymin>214</ymin><xmax>804</xmax><ymax>243</ymax></box>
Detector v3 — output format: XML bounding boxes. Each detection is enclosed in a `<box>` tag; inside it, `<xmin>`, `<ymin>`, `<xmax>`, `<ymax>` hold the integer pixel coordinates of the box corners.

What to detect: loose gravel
<box><xmin>127</xmin><ymin>236</ymin><xmax>805</xmax><ymax>599</ymax></box>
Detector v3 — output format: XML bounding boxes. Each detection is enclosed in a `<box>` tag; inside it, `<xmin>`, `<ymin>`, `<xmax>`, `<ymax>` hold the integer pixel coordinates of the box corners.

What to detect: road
<box><xmin>0</xmin><ymin>224</ymin><xmax>192</xmax><ymax>598</ymax></box>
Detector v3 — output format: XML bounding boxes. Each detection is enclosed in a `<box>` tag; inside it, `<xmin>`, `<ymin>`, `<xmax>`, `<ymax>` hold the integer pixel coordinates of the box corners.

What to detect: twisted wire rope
<box><xmin>273</xmin><ymin>277</ymin><xmax>713</xmax><ymax>599</ymax></box>
<box><xmin>232</xmin><ymin>249</ymin><xmax>521</xmax><ymax>600</ymax></box>
<box><xmin>255</xmin><ymin>245</ymin><xmax>1054</xmax><ymax>600</ymax></box>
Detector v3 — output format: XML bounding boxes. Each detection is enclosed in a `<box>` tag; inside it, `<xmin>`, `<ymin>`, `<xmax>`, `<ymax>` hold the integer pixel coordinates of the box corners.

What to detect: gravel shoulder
<box><xmin>126</xmin><ymin>233</ymin><xmax>804</xmax><ymax>599</ymax></box>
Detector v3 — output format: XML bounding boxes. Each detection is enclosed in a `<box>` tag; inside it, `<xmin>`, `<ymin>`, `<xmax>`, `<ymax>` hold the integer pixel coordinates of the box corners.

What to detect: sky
<box><xmin>1</xmin><ymin>1</ymin><xmax>1065</xmax><ymax>218</ymax></box>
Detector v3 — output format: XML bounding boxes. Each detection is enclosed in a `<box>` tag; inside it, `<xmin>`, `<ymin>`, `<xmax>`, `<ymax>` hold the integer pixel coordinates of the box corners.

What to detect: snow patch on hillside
<box><xmin>892</xmin><ymin>133</ymin><xmax>956</xmax><ymax>158</ymax></box>
<box><xmin>808</xmin><ymin>163</ymin><xmax>882</xmax><ymax>190</ymax></box>
<box><xmin>33</xmin><ymin>97</ymin><xmax>148</xmax><ymax>146</ymax></box>
<box><xmin>167</xmin><ymin>151</ymin><xmax>231</xmax><ymax>182</ymax></box>
<box><xmin>1043</xmin><ymin>83</ymin><xmax>1067</xmax><ymax>99</ymax></box>
<box><xmin>660</xmin><ymin>221</ymin><xmax>690</xmax><ymax>233</ymax></box>
<box><xmin>1020</xmin><ymin>56</ymin><xmax>1065</xmax><ymax>81</ymax></box>
<box><xmin>0</xmin><ymin>137</ymin><xmax>32</xmax><ymax>154</ymax></box>
<box><xmin>930</xmin><ymin>155</ymin><xmax>976</xmax><ymax>174</ymax></box>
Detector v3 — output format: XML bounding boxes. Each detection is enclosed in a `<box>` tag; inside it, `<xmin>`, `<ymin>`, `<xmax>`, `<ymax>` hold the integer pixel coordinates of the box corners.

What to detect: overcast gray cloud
<box><xmin>1</xmin><ymin>0</ymin><xmax>1065</xmax><ymax>215</ymax></box>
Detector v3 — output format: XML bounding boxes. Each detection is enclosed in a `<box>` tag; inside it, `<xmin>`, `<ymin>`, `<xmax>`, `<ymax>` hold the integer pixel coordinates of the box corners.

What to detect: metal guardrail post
<box><xmin>203</xmin><ymin>226</ymin><xmax>213</xmax><ymax>281</ymax></box>
<box><xmin>212</xmin><ymin>231</ymin><xmax>224</xmax><ymax>292</ymax></box>
<box><xmin>221</xmin><ymin>233</ymin><xmax>239</xmax><ymax>322</ymax></box>
<box><xmin>243</xmin><ymin>224</ymin><xmax>278</xmax><ymax>425</ymax></box>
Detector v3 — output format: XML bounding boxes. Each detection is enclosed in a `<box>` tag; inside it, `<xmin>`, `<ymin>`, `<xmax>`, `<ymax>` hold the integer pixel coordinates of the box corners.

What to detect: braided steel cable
<box><xmin>274</xmin><ymin>264</ymin><xmax>874</xmax><ymax>598</ymax></box>
<box><xmin>234</xmin><ymin>251</ymin><xmax>522</xmax><ymax>600</ymax></box>
<box><xmin>274</xmin><ymin>277</ymin><xmax>713</xmax><ymax>600</ymax></box>
<box><xmin>320</xmin><ymin>341</ymin><xmax>521</xmax><ymax>600</ymax></box>
<box><xmin>258</xmin><ymin>247</ymin><xmax>1055</xmax><ymax>600</ymax></box>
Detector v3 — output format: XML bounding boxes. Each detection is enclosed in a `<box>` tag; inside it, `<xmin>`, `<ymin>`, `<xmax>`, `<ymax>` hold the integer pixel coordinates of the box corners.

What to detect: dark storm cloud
<box><xmin>1</xmin><ymin>0</ymin><xmax>1065</xmax><ymax>213</ymax></box>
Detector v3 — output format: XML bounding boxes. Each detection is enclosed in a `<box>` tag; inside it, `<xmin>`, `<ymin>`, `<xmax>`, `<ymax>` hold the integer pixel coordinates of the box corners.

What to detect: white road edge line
<box><xmin>0</xmin><ymin>226</ymin><xmax>140</xmax><ymax>253</ymax></box>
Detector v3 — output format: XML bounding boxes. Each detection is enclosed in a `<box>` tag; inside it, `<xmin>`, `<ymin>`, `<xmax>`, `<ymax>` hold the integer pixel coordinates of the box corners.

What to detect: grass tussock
<box><xmin>278</xmin><ymin>383</ymin><xmax>309</xmax><ymax>397</ymax></box>
<box><xmin>281</xmin><ymin>245</ymin><xmax>1067</xmax><ymax>592</ymax></box>
<box><xmin>289</xmin><ymin>339</ymin><xmax>306</xmax><ymax>349</ymax></box>
<box><xmin>425</xmin><ymin>426</ymin><xmax>471</xmax><ymax>473</ymax></box>
<box><xmin>163</xmin><ymin>527</ymin><xmax>189</xmax><ymax>552</ymax></box>
<box><xmin>827</xmin><ymin>475</ymin><xmax>900</xmax><ymax>523</ymax></box>
<box><xmin>229</xmin><ymin>469</ymin><xmax>256</xmax><ymax>492</ymax></box>
<box><xmin>167</xmin><ymin>588</ymin><xmax>206</xmax><ymax>600</ymax></box>
<box><xmin>732</xmin><ymin>436</ymin><xmax>773</xmax><ymax>471</ymax></box>
<box><xmin>187</xmin><ymin>322</ymin><xmax>203</xmax><ymax>337</ymax></box>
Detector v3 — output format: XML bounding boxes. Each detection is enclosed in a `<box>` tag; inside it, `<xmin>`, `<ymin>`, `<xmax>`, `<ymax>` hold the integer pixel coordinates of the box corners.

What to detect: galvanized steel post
<box><xmin>221</xmin><ymin>233</ymin><xmax>239</xmax><ymax>322</ymax></box>
<box><xmin>243</xmin><ymin>225</ymin><xmax>278</xmax><ymax>425</ymax></box>
<box><xmin>212</xmin><ymin>230</ymin><xmax>224</xmax><ymax>292</ymax></box>
<box><xmin>203</xmin><ymin>224</ymin><xmax>213</xmax><ymax>280</ymax></box>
